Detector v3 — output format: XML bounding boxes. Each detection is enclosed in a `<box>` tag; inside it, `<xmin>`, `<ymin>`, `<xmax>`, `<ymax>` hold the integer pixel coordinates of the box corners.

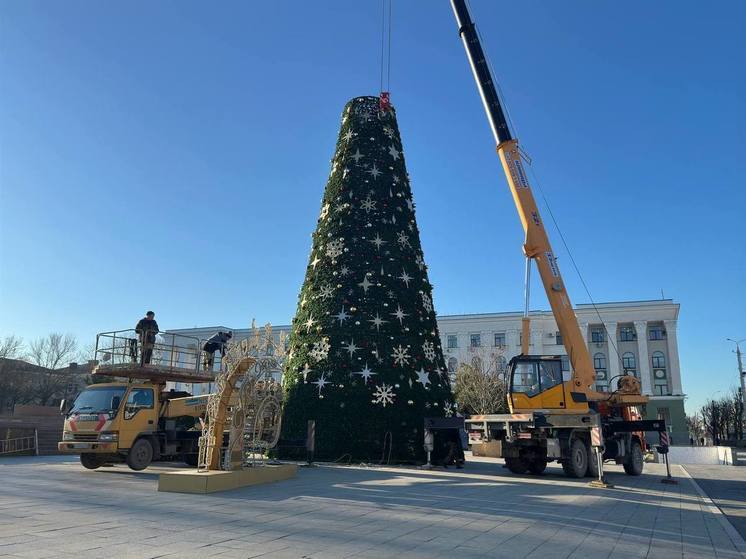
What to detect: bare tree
<box><xmin>0</xmin><ymin>335</ymin><xmax>24</xmax><ymax>359</ymax></box>
<box><xmin>724</xmin><ymin>388</ymin><xmax>744</xmax><ymax>441</ymax></box>
<box><xmin>685</xmin><ymin>414</ymin><xmax>704</xmax><ymax>444</ymax></box>
<box><xmin>701</xmin><ymin>389</ymin><xmax>746</xmax><ymax>444</ymax></box>
<box><xmin>453</xmin><ymin>345</ymin><xmax>508</xmax><ymax>415</ymax></box>
<box><xmin>0</xmin><ymin>336</ymin><xmax>29</xmax><ymax>412</ymax></box>
<box><xmin>26</xmin><ymin>333</ymin><xmax>79</xmax><ymax>406</ymax></box>
<box><xmin>27</xmin><ymin>333</ymin><xmax>78</xmax><ymax>369</ymax></box>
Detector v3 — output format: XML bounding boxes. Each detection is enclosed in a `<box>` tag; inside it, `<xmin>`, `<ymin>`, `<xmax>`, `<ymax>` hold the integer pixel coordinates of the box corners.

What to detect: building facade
<box><xmin>168</xmin><ymin>299</ymin><xmax>687</xmax><ymax>444</ymax></box>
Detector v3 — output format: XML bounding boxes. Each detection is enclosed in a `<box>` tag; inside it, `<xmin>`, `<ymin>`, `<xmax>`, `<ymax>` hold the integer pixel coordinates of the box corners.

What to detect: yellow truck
<box><xmin>59</xmin><ymin>329</ymin><xmax>222</xmax><ymax>470</ymax></box>
<box><xmin>58</xmin><ymin>382</ymin><xmax>209</xmax><ymax>470</ymax></box>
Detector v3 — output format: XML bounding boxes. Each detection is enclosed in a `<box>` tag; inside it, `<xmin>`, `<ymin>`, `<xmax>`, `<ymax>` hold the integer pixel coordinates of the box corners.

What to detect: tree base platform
<box><xmin>157</xmin><ymin>464</ymin><xmax>297</xmax><ymax>494</ymax></box>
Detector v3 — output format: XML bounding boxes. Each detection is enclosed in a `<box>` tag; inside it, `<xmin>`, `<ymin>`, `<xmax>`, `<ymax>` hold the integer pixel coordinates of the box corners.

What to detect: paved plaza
<box><xmin>1</xmin><ymin>455</ymin><xmax>744</xmax><ymax>559</ymax></box>
<box><xmin>683</xmin><ymin>464</ymin><xmax>746</xmax><ymax>542</ymax></box>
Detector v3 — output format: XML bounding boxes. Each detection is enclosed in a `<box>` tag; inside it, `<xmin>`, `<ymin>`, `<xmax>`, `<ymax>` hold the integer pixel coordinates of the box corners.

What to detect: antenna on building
<box><xmin>661</xmin><ymin>288</ymin><xmax>665</xmax><ymax>300</ymax></box>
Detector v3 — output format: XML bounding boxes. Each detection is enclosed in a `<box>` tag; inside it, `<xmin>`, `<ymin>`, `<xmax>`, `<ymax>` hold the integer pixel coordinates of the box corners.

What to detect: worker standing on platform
<box><xmin>202</xmin><ymin>331</ymin><xmax>232</xmax><ymax>372</ymax></box>
<box><xmin>135</xmin><ymin>311</ymin><xmax>159</xmax><ymax>365</ymax></box>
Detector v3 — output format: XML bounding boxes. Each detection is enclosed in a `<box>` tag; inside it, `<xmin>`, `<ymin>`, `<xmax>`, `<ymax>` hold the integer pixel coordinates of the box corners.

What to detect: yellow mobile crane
<box><xmin>451</xmin><ymin>0</ymin><xmax>665</xmax><ymax>478</ymax></box>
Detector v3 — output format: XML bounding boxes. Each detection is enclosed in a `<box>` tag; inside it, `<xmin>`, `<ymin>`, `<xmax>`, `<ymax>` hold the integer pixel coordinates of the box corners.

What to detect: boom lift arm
<box><xmin>450</xmin><ymin>0</ymin><xmax>643</xmax><ymax>409</ymax></box>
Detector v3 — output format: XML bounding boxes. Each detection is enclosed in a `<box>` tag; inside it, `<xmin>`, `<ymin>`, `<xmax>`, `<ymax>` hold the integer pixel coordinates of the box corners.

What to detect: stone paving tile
<box><xmin>1</xmin><ymin>455</ymin><xmax>745</xmax><ymax>559</ymax></box>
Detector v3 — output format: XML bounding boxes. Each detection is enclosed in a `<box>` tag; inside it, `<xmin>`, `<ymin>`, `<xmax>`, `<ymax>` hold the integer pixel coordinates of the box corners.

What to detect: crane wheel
<box><xmin>623</xmin><ymin>440</ymin><xmax>644</xmax><ymax>476</ymax></box>
<box><xmin>586</xmin><ymin>441</ymin><xmax>599</xmax><ymax>478</ymax></box>
<box><xmin>505</xmin><ymin>457</ymin><xmax>528</xmax><ymax>474</ymax></box>
<box><xmin>562</xmin><ymin>438</ymin><xmax>588</xmax><ymax>478</ymax></box>
<box><xmin>126</xmin><ymin>438</ymin><xmax>154</xmax><ymax>471</ymax></box>
<box><xmin>527</xmin><ymin>459</ymin><xmax>547</xmax><ymax>475</ymax></box>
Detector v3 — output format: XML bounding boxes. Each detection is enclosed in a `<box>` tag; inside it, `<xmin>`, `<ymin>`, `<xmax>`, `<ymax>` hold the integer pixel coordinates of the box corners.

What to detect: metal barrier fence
<box><xmin>94</xmin><ymin>330</ymin><xmax>226</xmax><ymax>375</ymax></box>
<box><xmin>0</xmin><ymin>433</ymin><xmax>37</xmax><ymax>455</ymax></box>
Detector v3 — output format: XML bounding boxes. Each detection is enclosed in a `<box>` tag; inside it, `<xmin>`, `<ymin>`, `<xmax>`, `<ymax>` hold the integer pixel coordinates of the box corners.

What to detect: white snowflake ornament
<box><xmin>422</xmin><ymin>340</ymin><xmax>436</xmax><ymax>362</ymax></box>
<box><xmin>309</xmin><ymin>338</ymin><xmax>330</xmax><ymax>362</ymax></box>
<box><xmin>372</xmin><ymin>383</ymin><xmax>395</xmax><ymax>407</ymax></box>
<box><xmin>325</xmin><ymin>239</ymin><xmax>344</xmax><ymax>260</ymax></box>
<box><xmin>391</xmin><ymin>345</ymin><xmax>410</xmax><ymax>367</ymax></box>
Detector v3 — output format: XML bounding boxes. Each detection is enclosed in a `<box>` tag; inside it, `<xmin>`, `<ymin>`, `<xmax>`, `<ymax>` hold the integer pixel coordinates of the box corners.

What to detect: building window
<box><xmin>656</xmin><ymin>407</ymin><xmax>671</xmax><ymax>425</ymax></box>
<box><xmin>622</xmin><ymin>352</ymin><xmax>636</xmax><ymax>370</ymax></box>
<box><xmin>649</xmin><ymin>327</ymin><xmax>667</xmax><ymax>340</ymax></box>
<box><xmin>591</xmin><ymin>329</ymin><xmax>605</xmax><ymax>343</ymax></box>
<box><xmin>470</xmin><ymin>334</ymin><xmax>481</xmax><ymax>348</ymax></box>
<box><xmin>593</xmin><ymin>353</ymin><xmax>606</xmax><ymax>370</ymax></box>
<box><xmin>494</xmin><ymin>332</ymin><xmax>506</xmax><ymax>347</ymax></box>
<box><xmin>555</xmin><ymin>331</ymin><xmax>563</xmax><ymax>346</ymax></box>
<box><xmin>448</xmin><ymin>357</ymin><xmax>458</xmax><ymax>372</ymax></box>
<box><xmin>619</xmin><ymin>326</ymin><xmax>636</xmax><ymax>342</ymax></box>
<box><xmin>595</xmin><ymin>383</ymin><xmax>608</xmax><ymax>392</ymax></box>
<box><xmin>651</xmin><ymin>351</ymin><xmax>666</xmax><ymax>369</ymax></box>
<box><xmin>447</xmin><ymin>335</ymin><xmax>458</xmax><ymax>349</ymax></box>
<box><xmin>654</xmin><ymin>380</ymin><xmax>670</xmax><ymax>396</ymax></box>
<box><xmin>560</xmin><ymin>355</ymin><xmax>570</xmax><ymax>372</ymax></box>
<box><xmin>496</xmin><ymin>356</ymin><xmax>507</xmax><ymax>372</ymax></box>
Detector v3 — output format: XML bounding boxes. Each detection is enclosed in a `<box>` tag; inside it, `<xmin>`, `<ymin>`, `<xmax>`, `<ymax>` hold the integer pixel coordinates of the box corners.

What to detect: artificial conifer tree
<box><xmin>281</xmin><ymin>96</ymin><xmax>453</xmax><ymax>462</ymax></box>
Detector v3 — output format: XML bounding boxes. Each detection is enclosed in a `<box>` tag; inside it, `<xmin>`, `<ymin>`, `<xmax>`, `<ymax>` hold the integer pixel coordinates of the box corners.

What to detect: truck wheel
<box><xmin>586</xmin><ymin>442</ymin><xmax>599</xmax><ymax>478</ymax></box>
<box><xmin>562</xmin><ymin>438</ymin><xmax>588</xmax><ymax>478</ymax></box>
<box><xmin>528</xmin><ymin>459</ymin><xmax>547</xmax><ymax>475</ymax></box>
<box><xmin>623</xmin><ymin>440</ymin><xmax>644</xmax><ymax>476</ymax></box>
<box><xmin>80</xmin><ymin>453</ymin><xmax>104</xmax><ymax>470</ymax></box>
<box><xmin>126</xmin><ymin>438</ymin><xmax>154</xmax><ymax>471</ymax></box>
<box><xmin>505</xmin><ymin>457</ymin><xmax>528</xmax><ymax>474</ymax></box>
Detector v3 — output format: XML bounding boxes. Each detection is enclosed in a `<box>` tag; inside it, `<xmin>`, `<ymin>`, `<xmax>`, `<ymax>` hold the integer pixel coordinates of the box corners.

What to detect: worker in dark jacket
<box><xmin>135</xmin><ymin>311</ymin><xmax>159</xmax><ymax>365</ymax></box>
<box><xmin>202</xmin><ymin>331</ymin><xmax>232</xmax><ymax>372</ymax></box>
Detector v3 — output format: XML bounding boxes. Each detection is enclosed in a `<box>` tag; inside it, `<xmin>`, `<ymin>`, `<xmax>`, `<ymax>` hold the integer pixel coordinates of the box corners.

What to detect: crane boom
<box><xmin>450</xmin><ymin>0</ymin><xmax>599</xmax><ymax>401</ymax></box>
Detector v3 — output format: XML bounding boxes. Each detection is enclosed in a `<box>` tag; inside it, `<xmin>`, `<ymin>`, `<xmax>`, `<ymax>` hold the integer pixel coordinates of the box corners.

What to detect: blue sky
<box><xmin>1</xmin><ymin>1</ymin><xmax>744</xmax><ymax>414</ymax></box>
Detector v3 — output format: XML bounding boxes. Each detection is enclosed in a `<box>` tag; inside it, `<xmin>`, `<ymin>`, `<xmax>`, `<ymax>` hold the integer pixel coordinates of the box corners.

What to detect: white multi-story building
<box><xmin>168</xmin><ymin>298</ymin><xmax>686</xmax><ymax>443</ymax></box>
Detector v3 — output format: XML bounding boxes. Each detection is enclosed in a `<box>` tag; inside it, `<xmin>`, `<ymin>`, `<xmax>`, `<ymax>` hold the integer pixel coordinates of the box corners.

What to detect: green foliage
<box><xmin>281</xmin><ymin>96</ymin><xmax>453</xmax><ymax>462</ymax></box>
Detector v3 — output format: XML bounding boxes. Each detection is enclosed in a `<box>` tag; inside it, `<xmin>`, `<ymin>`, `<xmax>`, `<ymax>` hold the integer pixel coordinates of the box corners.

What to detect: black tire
<box><xmin>505</xmin><ymin>457</ymin><xmax>528</xmax><ymax>474</ymax></box>
<box><xmin>126</xmin><ymin>438</ymin><xmax>154</xmax><ymax>471</ymax></box>
<box><xmin>80</xmin><ymin>453</ymin><xmax>104</xmax><ymax>470</ymax></box>
<box><xmin>183</xmin><ymin>453</ymin><xmax>198</xmax><ymax>467</ymax></box>
<box><xmin>586</xmin><ymin>442</ymin><xmax>600</xmax><ymax>478</ymax></box>
<box><xmin>562</xmin><ymin>438</ymin><xmax>588</xmax><ymax>478</ymax></box>
<box><xmin>527</xmin><ymin>459</ymin><xmax>547</xmax><ymax>475</ymax></box>
<box><xmin>623</xmin><ymin>440</ymin><xmax>644</xmax><ymax>476</ymax></box>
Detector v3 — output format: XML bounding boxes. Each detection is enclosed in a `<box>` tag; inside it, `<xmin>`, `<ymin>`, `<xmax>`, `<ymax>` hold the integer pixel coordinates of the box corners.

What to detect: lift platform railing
<box><xmin>94</xmin><ymin>329</ymin><xmax>209</xmax><ymax>375</ymax></box>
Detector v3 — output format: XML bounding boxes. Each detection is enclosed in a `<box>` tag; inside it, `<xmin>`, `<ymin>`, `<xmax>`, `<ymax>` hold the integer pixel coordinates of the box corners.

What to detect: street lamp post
<box><xmin>726</xmin><ymin>338</ymin><xmax>745</xmax><ymax>431</ymax></box>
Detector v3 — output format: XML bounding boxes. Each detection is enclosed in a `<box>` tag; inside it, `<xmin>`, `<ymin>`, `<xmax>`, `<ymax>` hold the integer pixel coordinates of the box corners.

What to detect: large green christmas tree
<box><xmin>281</xmin><ymin>96</ymin><xmax>453</xmax><ymax>462</ymax></box>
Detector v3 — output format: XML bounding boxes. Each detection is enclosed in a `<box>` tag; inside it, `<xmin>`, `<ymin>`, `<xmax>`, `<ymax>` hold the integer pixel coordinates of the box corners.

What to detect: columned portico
<box><xmin>606</xmin><ymin>322</ymin><xmax>619</xmax><ymax>383</ymax></box>
<box><xmin>507</xmin><ymin>329</ymin><xmax>519</xmax><ymax>355</ymax></box>
<box><xmin>634</xmin><ymin>320</ymin><xmax>652</xmax><ymax>395</ymax></box>
<box><xmin>664</xmin><ymin>320</ymin><xmax>683</xmax><ymax>395</ymax></box>
<box><xmin>530</xmin><ymin>329</ymin><xmax>543</xmax><ymax>355</ymax></box>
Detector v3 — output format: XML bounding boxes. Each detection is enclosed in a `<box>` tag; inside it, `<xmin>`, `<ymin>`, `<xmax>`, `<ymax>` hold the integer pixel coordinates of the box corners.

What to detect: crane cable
<box><xmin>526</xmin><ymin>163</ymin><xmax>625</xmax><ymax>372</ymax></box>
<box><xmin>379</xmin><ymin>0</ymin><xmax>393</xmax><ymax>93</ymax></box>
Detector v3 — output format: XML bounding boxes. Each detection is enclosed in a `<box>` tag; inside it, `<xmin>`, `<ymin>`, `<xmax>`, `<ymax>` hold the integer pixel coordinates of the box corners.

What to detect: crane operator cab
<box><xmin>508</xmin><ymin>355</ymin><xmax>589</xmax><ymax>413</ymax></box>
